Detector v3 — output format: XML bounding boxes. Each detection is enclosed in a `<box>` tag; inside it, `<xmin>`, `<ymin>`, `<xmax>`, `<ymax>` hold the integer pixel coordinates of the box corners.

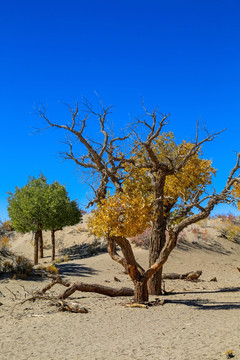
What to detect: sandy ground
<box><xmin>0</xmin><ymin>220</ymin><xmax>240</xmax><ymax>360</ymax></box>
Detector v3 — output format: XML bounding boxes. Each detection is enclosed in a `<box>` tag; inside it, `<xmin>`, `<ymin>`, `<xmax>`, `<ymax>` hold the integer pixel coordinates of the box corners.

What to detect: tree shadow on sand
<box><xmin>56</xmin><ymin>262</ymin><xmax>98</xmax><ymax>277</ymax></box>
<box><xmin>165</xmin><ymin>298</ymin><xmax>240</xmax><ymax>310</ymax></box>
<box><xmin>0</xmin><ymin>263</ymin><xmax>98</xmax><ymax>282</ymax></box>
<box><xmin>165</xmin><ymin>286</ymin><xmax>240</xmax><ymax>310</ymax></box>
<box><xmin>177</xmin><ymin>239</ymin><xmax>232</xmax><ymax>255</ymax></box>
<box><xmin>173</xmin><ymin>286</ymin><xmax>240</xmax><ymax>296</ymax></box>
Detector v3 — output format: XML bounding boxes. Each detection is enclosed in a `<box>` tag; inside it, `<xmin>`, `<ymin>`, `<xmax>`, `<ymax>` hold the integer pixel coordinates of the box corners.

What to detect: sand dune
<box><xmin>0</xmin><ymin>218</ymin><xmax>240</xmax><ymax>360</ymax></box>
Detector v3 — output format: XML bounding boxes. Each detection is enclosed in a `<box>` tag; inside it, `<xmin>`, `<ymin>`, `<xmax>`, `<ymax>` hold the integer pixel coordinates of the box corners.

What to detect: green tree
<box><xmin>8</xmin><ymin>175</ymin><xmax>48</xmax><ymax>264</ymax></box>
<box><xmin>8</xmin><ymin>175</ymin><xmax>82</xmax><ymax>264</ymax></box>
<box><xmin>44</xmin><ymin>181</ymin><xmax>82</xmax><ymax>260</ymax></box>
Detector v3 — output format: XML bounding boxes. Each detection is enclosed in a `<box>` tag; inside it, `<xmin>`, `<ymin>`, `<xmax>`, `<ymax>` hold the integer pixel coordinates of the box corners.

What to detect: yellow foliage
<box><xmin>218</xmin><ymin>218</ymin><xmax>240</xmax><ymax>242</ymax></box>
<box><xmin>0</xmin><ymin>237</ymin><xmax>10</xmax><ymax>249</ymax></box>
<box><xmin>45</xmin><ymin>264</ymin><xmax>59</xmax><ymax>274</ymax></box>
<box><xmin>232</xmin><ymin>183</ymin><xmax>240</xmax><ymax>210</ymax></box>
<box><xmin>164</xmin><ymin>144</ymin><xmax>215</xmax><ymax>203</ymax></box>
<box><xmin>2</xmin><ymin>221</ymin><xmax>13</xmax><ymax>231</ymax></box>
<box><xmin>88</xmin><ymin>132</ymin><xmax>216</xmax><ymax>239</ymax></box>
<box><xmin>88</xmin><ymin>191</ymin><xmax>152</xmax><ymax>238</ymax></box>
<box><xmin>125</xmin><ymin>133</ymin><xmax>216</xmax><ymax>206</ymax></box>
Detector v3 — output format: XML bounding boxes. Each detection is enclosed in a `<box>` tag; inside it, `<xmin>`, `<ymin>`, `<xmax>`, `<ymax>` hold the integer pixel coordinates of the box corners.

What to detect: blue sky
<box><xmin>1</xmin><ymin>0</ymin><xmax>240</xmax><ymax>220</ymax></box>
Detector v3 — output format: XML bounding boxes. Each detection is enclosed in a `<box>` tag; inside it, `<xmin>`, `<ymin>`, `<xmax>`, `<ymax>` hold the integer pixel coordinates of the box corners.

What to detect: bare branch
<box><xmin>176</xmin><ymin>129</ymin><xmax>226</xmax><ymax>172</ymax></box>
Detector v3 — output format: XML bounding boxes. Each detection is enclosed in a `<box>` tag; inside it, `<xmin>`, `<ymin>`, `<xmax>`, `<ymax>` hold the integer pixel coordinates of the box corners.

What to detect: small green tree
<box><xmin>8</xmin><ymin>175</ymin><xmax>48</xmax><ymax>265</ymax></box>
<box><xmin>44</xmin><ymin>181</ymin><xmax>82</xmax><ymax>260</ymax></box>
<box><xmin>8</xmin><ymin>175</ymin><xmax>82</xmax><ymax>264</ymax></box>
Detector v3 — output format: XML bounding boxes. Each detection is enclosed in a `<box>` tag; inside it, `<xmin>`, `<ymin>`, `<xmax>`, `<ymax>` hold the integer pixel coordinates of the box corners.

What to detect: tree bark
<box><xmin>58</xmin><ymin>282</ymin><xmax>134</xmax><ymax>299</ymax></box>
<box><xmin>148</xmin><ymin>224</ymin><xmax>166</xmax><ymax>295</ymax></box>
<box><xmin>51</xmin><ymin>229</ymin><xmax>56</xmax><ymax>261</ymax></box>
<box><xmin>39</xmin><ymin>230</ymin><xmax>43</xmax><ymax>258</ymax></box>
<box><xmin>34</xmin><ymin>230</ymin><xmax>39</xmax><ymax>265</ymax></box>
<box><xmin>134</xmin><ymin>279</ymin><xmax>149</xmax><ymax>303</ymax></box>
<box><xmin>148</xmin><ymin>170</ymin><xmax>167</xmax><ymax>295</ymax></box>
<box><xmin>110</xmin><ymin>236</ymin><xmax>149</xmax><ymax>302</ymax></box>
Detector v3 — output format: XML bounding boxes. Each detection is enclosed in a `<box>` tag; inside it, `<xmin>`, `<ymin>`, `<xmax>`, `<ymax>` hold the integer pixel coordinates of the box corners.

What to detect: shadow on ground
<box><xmin>165</xmin><ymin>286</ymin><xmax>240</xmax><ymax>310</ymax></box>
<box><xmin>177</xmin><ymin>239</ymin><xmax>232</xmax><ymax>255</ymax></box>
<box><xmin>0</xmin><ymin>262</ymin><xmax>98</xmax><ymax>282</ymax></box>
<box><xmin>172</xmin><ymin>286</ymin><xmax>240</xmax><ymax>296</ymax></box>
<box><xmin>165</xmin><ymin>298</ymin><xmax>240</xmax><ymax>310</ymax></box>
<box><xmin>56</xmin><ymin>262</ymin><xmax>98</xmax><ymax>277</ymax></box>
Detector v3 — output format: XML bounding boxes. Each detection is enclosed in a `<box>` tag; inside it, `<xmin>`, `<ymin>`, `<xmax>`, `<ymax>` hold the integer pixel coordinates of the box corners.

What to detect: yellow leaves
<box><xmin>88</xmin><ymin>191</ymin><xmax>152</xmax><ymax>238</ymax></box>
<box><xmin>232</xmin><ymin>183</ymin><xmax>240</xmax><ymax>210</ymax></box>
<box><xmin>0</xmin><ymin>237</ymin><xmax>10</xmax><ymax>249</ymax></box>
<box><xmin>88</xmin><ymin>131</ymin><xmax>217</xmax><ymax>239</ymax></box>
<box><xmin>165</xmin><ymin>156</ymin><xmax>215</xmax><ymax>203</ymax></box>
<box><xmin>128</xmin><ymin>133</ymin><xmax>216</xmax><ymax>205</ymax></box>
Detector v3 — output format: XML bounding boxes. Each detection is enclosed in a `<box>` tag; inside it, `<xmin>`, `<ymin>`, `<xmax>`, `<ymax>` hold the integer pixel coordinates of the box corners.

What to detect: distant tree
<box><xmin>44</xmin><ymin>181</ymin><xmax>82</xmax><ymax>260</ymax></box>
<box><xmin>8</xmin><ymin>175</ymin><xmax>48</xmax><ymax>265</ymax></box>
<box><xmin>8</xmin><ymin>175</ymin><xmax>82</xmax><ymax>264</ymax></box>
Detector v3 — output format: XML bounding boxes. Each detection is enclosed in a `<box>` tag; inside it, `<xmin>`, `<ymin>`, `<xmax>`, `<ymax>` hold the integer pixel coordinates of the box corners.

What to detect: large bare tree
<box><xmin>38</xmin><ymin>101</ymin><xmax>240</xmax><ymax>302</ymax></box>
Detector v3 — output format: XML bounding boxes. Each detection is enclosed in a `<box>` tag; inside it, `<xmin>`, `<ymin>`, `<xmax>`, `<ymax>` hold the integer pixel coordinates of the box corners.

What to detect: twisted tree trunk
<box><xmin>148</xmin><ymin>170</ymin><xmax>167</xmax><ymax>295</ymax></box>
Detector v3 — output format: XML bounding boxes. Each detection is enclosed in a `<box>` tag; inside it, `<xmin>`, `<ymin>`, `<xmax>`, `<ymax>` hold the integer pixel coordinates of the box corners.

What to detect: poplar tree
<box><xmin>8</xmin><ymin>176</ymin><xmax>82</xmax><ymax>264</ymax></box>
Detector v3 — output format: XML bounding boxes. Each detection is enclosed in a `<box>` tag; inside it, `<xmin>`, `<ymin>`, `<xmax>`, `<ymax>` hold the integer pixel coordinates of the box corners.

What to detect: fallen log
<box><xmin>162</xmin><ymin>270</ymin><xmax>202</xmax><ymax>280</ymax></box>
<box><xmin>35</xmin><ymin>276</ymin><xmax>134</xmax><ymax>299</ymax></box>
<box><xmin>58</xmin><ymin>282</ymin><xmax>134</xmax><ymax>299</ymax></box>
<box><xmin>16</xmin><ymin>277</ymin><xmax>133</xmax><ymax>314</ymax></box>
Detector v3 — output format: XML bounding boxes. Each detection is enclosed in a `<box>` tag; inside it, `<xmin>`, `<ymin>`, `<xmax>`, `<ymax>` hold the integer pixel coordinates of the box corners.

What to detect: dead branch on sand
<box><xmin>162</xmin><ymin>270</ymin><xmax>202</xmax><ymax>281</ymax></box>
<box><xmin>15</xmin><ymin>275</ymin><xmax>134</xmax><ymax>314</ymax></box>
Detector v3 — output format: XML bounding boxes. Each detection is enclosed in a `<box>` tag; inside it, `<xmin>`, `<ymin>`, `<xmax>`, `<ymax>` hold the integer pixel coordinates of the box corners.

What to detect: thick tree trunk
<box><xmin>51</xmin><ymin>230</ymin><xmax>55</xmax><ymax>261</ymax></box>
<box><xmin>148</xmin><ymin>170</ymin><xmax>167</xmax><ymax>295</ymax></box>
<box><xmin>39</xmin><ymin>230</ymin><xmax>44</xmax><ymax>258</ymax></box>
<box><xmin>134</xmin><ymin>279</ymin><xmax>149</xmax><ymax>303</ymax></box>
<box><xmin>148</xmin><ymin>224</ymin><xmax>166</xmax><ymax>295</ymax></box>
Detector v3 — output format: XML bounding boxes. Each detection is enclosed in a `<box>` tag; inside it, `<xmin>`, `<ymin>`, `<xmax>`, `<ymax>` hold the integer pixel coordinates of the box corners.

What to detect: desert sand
<box><xmin>0</xmin><ymin>218</ymin><xmax>240</xmax><ymax>360</ymax></box>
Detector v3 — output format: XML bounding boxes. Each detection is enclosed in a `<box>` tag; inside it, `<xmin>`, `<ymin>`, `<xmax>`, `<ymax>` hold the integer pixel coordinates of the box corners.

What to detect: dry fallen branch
<box><xmin>19</xmin><ymin>294</ymin><xmax>88</xmax><ymax>313</ymax></box>
<box><xmin>36</xmin><ymin>275</ymin><xmax>134</xmax><ymax>298</ymax></box>
<box><xmin>125</xmin><ymin>303</ymin><xmax>148</xmax><ymax>309</ymax></box>
<box><xmin>14</xmin><ymin>276</ymin><xmax>134</xmax><ymax>314</ymax></box>
<box><xmin>58</xmin><ymin>282</ymin><xmax>134</xmax><ymax>299</ymax></box>
<box><xmin>162</xmin><ymin>270</ymin><xmax>202</xmax><ymax>281</ymax></box>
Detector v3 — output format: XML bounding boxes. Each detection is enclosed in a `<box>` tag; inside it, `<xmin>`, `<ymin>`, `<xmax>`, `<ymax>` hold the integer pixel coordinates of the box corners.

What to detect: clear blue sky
<box><xmin>1</xmin><ymin>0</ymin><xmax>240</xmax><ymax>220</ymax></box>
